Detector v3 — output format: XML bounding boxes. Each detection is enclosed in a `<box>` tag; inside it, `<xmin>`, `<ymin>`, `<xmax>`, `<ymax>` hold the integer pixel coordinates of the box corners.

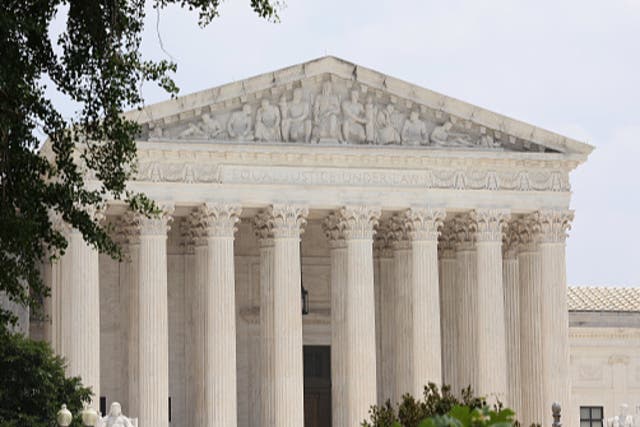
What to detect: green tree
<box><xmin>0</xmin><ymin>0</ymin><xmax>281</xmax><ymax>326</ymax></box>
<box><xmin>0</xmin><ymin>325</ymin><xmax>92</xmax><ymax>426</ymax></box>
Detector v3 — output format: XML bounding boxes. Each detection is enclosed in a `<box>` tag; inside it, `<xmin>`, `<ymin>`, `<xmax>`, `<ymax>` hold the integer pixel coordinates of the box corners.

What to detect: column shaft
<box><xmin>438</xmin><ymin>226</ymin><xmax>458</xmax><ymax>392</ymax></box>
<box><xmin>127</xmin><ymin>242</ymin><xmax>140</xmax><ymax>417</ymax></box>
<box><xmin>518</xmin><ymin>243</ymin><xmax>543</xmax><ymax>426</ymax></box>
<box><xmin>256</xmin><ymin>205</ymin><xmax>307</xmax><ymax>427</ymax></box>
<box><xmin>393</xmin><ymin>242</ymin><xmax>412</xmax><ymax>400</ymax></box>
<box><xmin>192</xmin><ymin>244</ymin><xmax>206</xmax><ymax>427</ymax></box>
<box><xmin>330</xmin><ymin>238</ymin><xmax>347</xmax><ymax>426</ymax></box>
<box><xmin>60</xmin><ymin>231</ymin><xmax>101</xmax><ymax>406</ymax></box>
<box><xmin>339</xmin><ymin>207</ymin><xmax>380</xmax><ymax>427</ymax></box>
<box><xmin>455</xmin><ymin>242</ymin><xmax>477</xmax><ymax>393</ymax></box>
<box><xmin>472</xmin><ymin>209</ymin><xmax>509</xmax><ymax>402</ymax></box>
<box><xmin>503</xmin><ymin>232</ymin><xmax>521</xmax><ymax>417</ymax></box>
<box><xmin>136</xmin><ymin>209</ymin><xmax>172</xmax><ymax>427</ymax></box>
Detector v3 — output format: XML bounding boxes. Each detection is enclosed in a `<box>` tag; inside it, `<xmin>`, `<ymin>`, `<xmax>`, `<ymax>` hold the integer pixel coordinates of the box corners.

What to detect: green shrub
<box><xmin>0</xmin><ymin>326</ymin><xmax>91</xmax><ymax>427</ymax></box>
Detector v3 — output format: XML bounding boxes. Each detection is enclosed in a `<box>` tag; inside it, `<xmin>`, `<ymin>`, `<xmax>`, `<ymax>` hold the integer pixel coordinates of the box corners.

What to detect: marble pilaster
<box><xmin>336</xmin><ymin>206</ymin><xmax>380</xmax><ymax>427</ymax></box>
<box><xmin>255</xmin><ymin>205</ymin><xmax>308</xmax><ymax>427</ymax></box>
<box><xmin>471</xmin><ymin>209</ymin><xmax>509</xmax><ymax>402</ymax></box>
<box><xmin>191</xmin><ymin>204</ymin><xmax>241</xmax><ymax>426</ymax></box>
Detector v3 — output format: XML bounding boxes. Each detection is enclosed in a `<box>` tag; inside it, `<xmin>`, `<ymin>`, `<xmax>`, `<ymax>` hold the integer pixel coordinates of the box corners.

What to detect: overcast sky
<box><xmin>52</xmin><ymin>0</ymin><xmax>640</xmax><ymax>286</ymax></box>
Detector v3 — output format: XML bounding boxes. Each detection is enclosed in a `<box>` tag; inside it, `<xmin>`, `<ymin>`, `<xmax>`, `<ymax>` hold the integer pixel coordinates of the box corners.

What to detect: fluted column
<box><xmin>337</xmin><ymin>206</ymin><xmax>380</xmax><ymax>427</ymax></box>
<box><xmin>502</xmin><ymin>225</ymin><xmax>521</xmax><ymax>416</ymax></box>
<box><xmin>255</xmin><ymin>205</ymin><xmax>308</xmax><ymax>427</ymax></box>
<box><xmin>373</xmin><ymin>222</ymin><xmax>395</xmax><ymax>405</ymax></box>
<box><xmin>191</xmin><ymin>204</ymin><xmax>242</xmax><ymax>426</ymax></box>
<box><xmin>438</xmin><ymin>221</ymin><xmax>458</xmax><ymax>392</ymax></box>
<box><xmin>323</xmin><ymin>213</ymin><xmax>348</xmax><ymax>426</ymax></box>
<box><xmin>472</xmin><ymin>209</ymin><xmax>509</xmax><ymax>402</ymax></box>
<box><xmin>515</xmin><ymin>215</ymin><xmax>544</xmax><ymax>426</ymax></box>
<box><xmin>134</xmin><ymin>206</ymin><xmax>173</xmax><ymax>427</ymax></box>
<box><xmin>392</xmin><ymin>208</ymin><xmax>445</xmax><ymax>398</ymax></box>
<box><xmin>58</xmin><ymin>225</ymin><xmax>101</xmax><ymax>406</ymax></box>
<box><xmin>538</xmin><ymin>210</ymin><xmax>574</xmax><ymax>427</ymax></box>
<box><xmin>452</xmin><ymin>215</ymin><xmax>478</xmax><ymax>394</ymax></box>
<box><xmin>390</xmin><ymin>223</ymin><xmax>411</xmax><ymax>401</ymax></box>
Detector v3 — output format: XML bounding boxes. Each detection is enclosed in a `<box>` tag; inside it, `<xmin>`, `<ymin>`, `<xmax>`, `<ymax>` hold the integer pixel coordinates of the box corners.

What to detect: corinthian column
<box><xmin>191</xmin><ymin>204</ymin><xmax>242</xmax><ymax>426</ymax></box>
<box><xmin>131</xmin><ymin>206</ymin><xmax>173</xmax><ymax>427</ymax></box>
<box><xmin>502</xmin><ymin>224</ymin><xmax>521</xmax><ymax>416</ymax></box>
<box><xmin>514</xmin><ymin>215</ymin><xmax>544</xmax><ymax>426</ymax></box>
<box><xmin>438</xmin><ymin>221</ymin><xmax>458</xmax><ymax>393</ymax></box>
<box><xmin>322</xmin><ymin>213</ymin><xmax>348</xmax><ymax>427</ymax></box>
<box><xmin>254</xmin><ymin>205</ymin><xmax>308</xmax><ymax>427</ymax></box>
<box><xmin>337</xmin><ymin>206</ymin><xmax>380</xmax><ymax>427</ymax></box>
<box><xmin>56</xmin><ymin>218</ymin><xmax>101</xmax><ymax>407</ymax></box>
<box><xmin>452</xmin><ymin>214</ymin><xmax>478</xmax><ymax>394</ymax></box>
<box><xmin>538</xmin><ymin>210</ymin><xmax>574</xmax><ymax>427</ymax></box>
<box><xmin>471</xmin><ymin>209</ymin><xmax>509</xmax><ymax>402</ymax></box>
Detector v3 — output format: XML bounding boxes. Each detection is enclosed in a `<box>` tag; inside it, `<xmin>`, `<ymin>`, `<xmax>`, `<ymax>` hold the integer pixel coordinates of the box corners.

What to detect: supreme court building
<box><xmin>38</xmin><ymin>57</ymin><xmax>595</xmax><ymax>427</ymax></box>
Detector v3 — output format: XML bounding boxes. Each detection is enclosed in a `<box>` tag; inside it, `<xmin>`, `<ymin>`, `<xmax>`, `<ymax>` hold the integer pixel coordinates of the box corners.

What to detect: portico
<box><xmin>40</xmin><ymin>56</ymin><xmax>592</xmax><ymax>427</ymax></box>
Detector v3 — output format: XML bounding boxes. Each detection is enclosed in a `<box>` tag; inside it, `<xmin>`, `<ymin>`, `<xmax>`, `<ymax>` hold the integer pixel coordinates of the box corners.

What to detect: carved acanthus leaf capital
<box><xmin>337</xmin><ymin>206</ymin><xmax>381</xmax><ymax>240</ymax></box>
<box><xmin>502</xmin><ymin>221</ymin><xmax>520</xmax><ymax>260</ymax></box>
<box><xmin>471</xmin><ymin>208</ymin><xmax>510</xmax><ymax>242</ymax></box>
<box><xmin>451</xmin><ymin>214</ymin><xmax>477</xmax><ymax>249</ymax></box>
<box><xmin>321</xmin><ymin>212</ymin><xmax>346</xmax><ymax>247</ymax></box>
<box><xmin>404</xmin><ymin>207</ymin><xmax>446</xmax><ymax>241</ymax></box>
<box><xmin>438</xmin><ymin>220</ymin><xmax>457</xmax><ymax>259</ymax></box>
<box><xmin>254</xmin><ymin>204</ymin><xmax>308</xmax><ymax>240</ymax></box>
<box><xmin>190</xmin><ymin>203</ymin><xmax>242</xmax><ymax>242</ymax></box>
<box><xmin>373</xmin><ymin>220</ymin><xmax>394</xmax><ymax>257</ymax></box>
<box><xmin>120</xmin><ymin>204</ymin><xmax>174</xmax><ymax>240</ymax></box>
<box><xmin>536</xmin><ymin>209</ymin><xmax>574</xmax><ymax>243</ymax></box>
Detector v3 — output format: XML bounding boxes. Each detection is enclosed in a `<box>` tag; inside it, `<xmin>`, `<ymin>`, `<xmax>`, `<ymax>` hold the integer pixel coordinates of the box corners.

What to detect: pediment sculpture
<box><xmin>144</xmin><ymin>76</ymin><xmax>550</xmax><ymax>152</ymax></box>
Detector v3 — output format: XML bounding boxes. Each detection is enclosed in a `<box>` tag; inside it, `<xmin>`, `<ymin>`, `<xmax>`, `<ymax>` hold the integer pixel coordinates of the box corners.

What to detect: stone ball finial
<box><xmin>57</xmin><ymin>404</ymin><xmax>73</xmax><ymax>427</ymax></box>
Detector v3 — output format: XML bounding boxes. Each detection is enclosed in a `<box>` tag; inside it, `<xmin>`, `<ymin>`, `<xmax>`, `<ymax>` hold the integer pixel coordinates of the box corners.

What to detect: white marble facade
<box><xmin>37</xmin><ymin>57</ymin><xmax>596</xmax><ymax>427</ymax></box>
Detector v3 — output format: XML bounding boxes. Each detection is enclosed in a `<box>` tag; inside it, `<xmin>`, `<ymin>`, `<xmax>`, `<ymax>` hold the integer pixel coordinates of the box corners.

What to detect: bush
<box><xmin>362</xmin><ymin>383</ymin><xmax>517</xmax><ymax>427</ymax></box>
<box><xmin>0</xmin><ymin>326</ymin><xmax>91</xmax><ymax>427</ymax></box>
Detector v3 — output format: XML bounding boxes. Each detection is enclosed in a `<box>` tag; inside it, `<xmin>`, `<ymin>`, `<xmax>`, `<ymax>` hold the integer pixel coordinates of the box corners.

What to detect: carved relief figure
<box><xmin>364</xmin><ymin>97</ymin><xmax>376</xmax><ymax>143</ymax></box>
<box><xmin>179</xmin><ymin>113</ymin><xmax>223</xmax><ymax>139</ymax></box>
<box><xmin>376</xmin><ymin>104</ymin><xmax>401</xmax><ymax>145</ymax></box>
<box><xmin>255</xmin><ymin>98</ymin><xmax>281</xmax><ymax>141</ymax></box>
<box><xmin>478</xmin><ymin>134</ymin><xmax>501</xmax><ymax>149</ymax></box>
<box><xmin>341</xmin><ymin>90</ymin><xmax>367</xmax><ymax>143</ymax></box>
<box><xmin>401</xmin><ymin>110</ymin><xmax>428</xmax><ymax>145</ymax></box>
<box><xmin>227</xmin><ymin>104</ymin><xmax>254</xmax><ymax>140</ymax></box>
<box><xmin>312</xmin><ymin>81</ymin><xmax>341</xmax><ymax>141</ymax></box>
<box><xmin>148</xmin><ymin>123</ymin><xmax>163</xmax><ymax>139</ymax></box>
<box><xmin>281</xmin><ymin>88</ymin><xmax>312</xmax><ymax>142</ymax></box>
<box><xmin>430</xmin><ymin>120</ymin><xmax>474</xmax><ymax>147</ymax></box>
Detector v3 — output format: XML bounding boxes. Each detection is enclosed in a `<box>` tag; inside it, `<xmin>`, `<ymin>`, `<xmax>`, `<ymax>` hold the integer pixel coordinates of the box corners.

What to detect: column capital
<box><xmin>254</xmin><ymin>204</ymin><xmax>308</xmax><ymax>240</ymax></box>
<box><xmin>405</xmin><ymin>207</ymin><xmax>446</xmax><ymax>242</ymax></box>
<box><xmin>190</xmin><ymin>203</ymin><xmax>242</xmax><ymax>242</ymax></box>
<box><xmin>536</xmin><ymin>209</ymin><xmax>574</xmax><ymax>244</ymax></box>
<box><xmin>471</xmin><ymin>209</ymin><xmax>510</xmax><ymax>243</ymax></box>
<box><xmin>502</xmin><ymin>221</ymin><xmax>520</xmax><ymax>260</ymax></box>
<box><xmin>451</xmin><ymin>213</ymin><xmax>476</xmax><ymax>250</ymax></box>
<box><xmin>120</xmin><ymin>204</ymin><xmax>174</xmax><ymax>240</ymax></box>
<box><xmin>373</xmin><ymin>220</ymin><xmax>394</xmax><ymax>257</ymax></box>
<box><xmin>438</xmin><ymin>220</ymin><xmax>457</xmax><ymax>259</ymax></box>
<box><xmin>337</xmin><ymin>206</ymin><xmax>381</xmax><ymax>240</ymax></box>
<box><xmin>322</xmin><ymin>212</ymin><xmax>347</xmax><ymax>249</ymax></box>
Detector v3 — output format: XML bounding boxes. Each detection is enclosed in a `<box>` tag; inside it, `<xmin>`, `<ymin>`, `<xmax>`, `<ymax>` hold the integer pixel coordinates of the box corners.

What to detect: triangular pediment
<box><xmin>131</xmin><ymin>56</ymin><xmax>593</xmax><ymax>155</ymax></box>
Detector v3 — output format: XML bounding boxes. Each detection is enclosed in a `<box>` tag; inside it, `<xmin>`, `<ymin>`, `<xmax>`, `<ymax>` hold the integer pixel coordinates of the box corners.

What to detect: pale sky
<box><xmin>52</xmin><ymin>0</ymin><xmax>640</xmax><ymax>286</ymax></box>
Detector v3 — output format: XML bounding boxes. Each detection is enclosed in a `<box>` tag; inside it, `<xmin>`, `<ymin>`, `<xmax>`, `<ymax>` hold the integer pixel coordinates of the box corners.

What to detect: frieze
<box><xmin>133</xmin><ymin>161</ymin><xmax>570</xmax><ymax>192</ymax></box>
<box><xmin>140</xmin><ymin>75</ymin><xmax>554</xmax><ymax>153</ymax></box>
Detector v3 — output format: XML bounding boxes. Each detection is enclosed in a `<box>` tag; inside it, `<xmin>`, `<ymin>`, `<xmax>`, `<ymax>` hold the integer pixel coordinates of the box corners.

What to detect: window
<box><xmin>580</xmin><ymin>406</ymin><xmax>603</xmax><ymax>427</ymax></box>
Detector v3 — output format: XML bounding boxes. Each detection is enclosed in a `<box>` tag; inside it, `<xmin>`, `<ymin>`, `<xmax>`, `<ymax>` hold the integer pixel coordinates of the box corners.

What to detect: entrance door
<box><xmin>304</xmin><ymin>345</ymin><xmax>332</xmax><ymax>427</ymax></box>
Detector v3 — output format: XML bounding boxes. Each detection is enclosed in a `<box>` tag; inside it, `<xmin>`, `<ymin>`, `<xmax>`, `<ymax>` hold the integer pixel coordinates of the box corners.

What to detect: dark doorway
<box><xmin>304</xmin><ymin>345</ymin><xmax>332</xmax><ymax>427</ymax></box>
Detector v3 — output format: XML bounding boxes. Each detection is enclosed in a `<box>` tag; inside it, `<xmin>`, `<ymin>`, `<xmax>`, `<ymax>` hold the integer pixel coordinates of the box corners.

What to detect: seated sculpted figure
<box><xmin>401</xmin><ymin>110</ymin><xmax>428</xmax><ymax>145</ymax></box>
<box><xmin>227</xmin><ymin>104</ymin><xmax>254</xmax><ymax>141</ymax></box>
<box><xmin>376</xmin><ymin>104</ymin><xmax>401</xmax><ymax>145</ymax></box>
<box><xmin>255</xmin><ymin>98</ymin><xmax>281</xmax><ymax>141</ymax></box>
<box><xmin>96</xmin><ymin>402</ymin><xmax>136</xmax><ymax>427</ymax></box>
<box><xmin>312</xmin><ymin>81</ymin><xmax>341</xmax><ymax>141</ymax></box>
<box><xmin>430</xmin><ymin>120</ymin><xmax>474</xmax><ymax>147</ymax></box>
<box><xmin>341</xmin><ymin>90</ymin><xmax>367</xmax><ymax>143</ymax></box>
<box><xmin>281</xmin><ymin>88</ymin><xmax>311</xmax><ymax>142</ymax></box>
<box><xmin>179</xmin><ymin>113</ymin><xmax>224</xmax><ymax>139</ymax></box>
